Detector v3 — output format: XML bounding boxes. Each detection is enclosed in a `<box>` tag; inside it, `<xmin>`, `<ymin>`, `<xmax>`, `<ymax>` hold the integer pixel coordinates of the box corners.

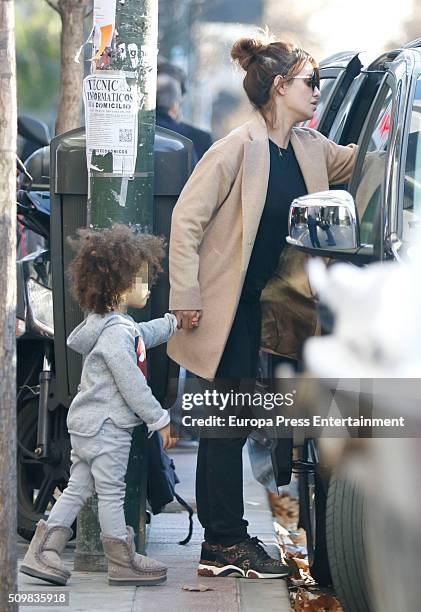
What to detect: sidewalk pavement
<box><xmin>17</xmin><ymin>447</ymin><xmax>291</xmax><ymax>612</ymax></box>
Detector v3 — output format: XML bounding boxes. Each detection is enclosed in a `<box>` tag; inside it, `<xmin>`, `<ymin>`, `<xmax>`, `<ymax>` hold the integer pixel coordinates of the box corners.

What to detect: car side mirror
<box><xmin>286</xmin><ymin>190</ymin><xmax>361</xmax><ymax>254</ymax></box>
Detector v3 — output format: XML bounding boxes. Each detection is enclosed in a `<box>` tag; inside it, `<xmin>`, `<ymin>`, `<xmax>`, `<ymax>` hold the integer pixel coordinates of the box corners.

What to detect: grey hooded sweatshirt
<box><xmin>66</xmin><ymin>311</ymin><xmax>177</xmax><ymax>437</ymax></box>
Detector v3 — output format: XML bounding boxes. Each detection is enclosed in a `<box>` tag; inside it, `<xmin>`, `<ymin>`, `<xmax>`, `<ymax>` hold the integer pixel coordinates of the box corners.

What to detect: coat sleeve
<box><xmin>169</xmin><ymin>145</ymin><xmax>237</xmax><ymax>311</ymax></box>
<box><xmin>136</xmin><ymin>313</ymin><xmax>177</xmax><ymax>349</ymax></box>
<box><xmin>322</xmin><ymin>134</ymin><xmax>359</xmax><ymax>185</ymax></box>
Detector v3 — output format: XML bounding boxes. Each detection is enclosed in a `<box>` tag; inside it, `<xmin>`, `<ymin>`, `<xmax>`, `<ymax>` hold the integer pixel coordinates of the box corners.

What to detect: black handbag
<box><xmin>146</xmin><ymin>431</ymin><xmax>193</xmax><ymax>545</ymax></box>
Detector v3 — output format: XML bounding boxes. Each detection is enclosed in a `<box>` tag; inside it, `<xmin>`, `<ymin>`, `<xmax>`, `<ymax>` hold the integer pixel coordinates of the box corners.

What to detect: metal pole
<box><xmin>74</xmin><ymin>0</ymin><xmax>158</xmax><ymax>570</ymax></box>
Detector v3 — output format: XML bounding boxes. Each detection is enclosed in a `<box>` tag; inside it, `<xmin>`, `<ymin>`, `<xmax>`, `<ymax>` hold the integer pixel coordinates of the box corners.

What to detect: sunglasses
<box><xmin>281</xmin><ymin>69</ymin><xmax>320</xmax><ymax>92</ymax></box>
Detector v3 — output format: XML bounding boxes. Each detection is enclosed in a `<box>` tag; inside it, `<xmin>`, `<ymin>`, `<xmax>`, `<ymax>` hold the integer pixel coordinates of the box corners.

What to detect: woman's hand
<box><xmin>173</xmin><ymin>310</ymin><xmax>202</xmax><ymax>330</ymax></box>
<box><xmin>158</xmin><ymin>424</ymin><xmax>178</xmax><ymax>450</ymax></box>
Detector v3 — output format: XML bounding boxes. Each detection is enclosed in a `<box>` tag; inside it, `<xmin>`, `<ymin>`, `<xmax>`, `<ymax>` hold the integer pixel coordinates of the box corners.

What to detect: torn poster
<box><xmin>83</xmin><ymin>73</ymin><xmax>139</xmax><ymax>175</ymax></box>
<box><xmin>94</xmin><ymin>0</ymin><xmax>116</xmax><ymax>57</ymax></box>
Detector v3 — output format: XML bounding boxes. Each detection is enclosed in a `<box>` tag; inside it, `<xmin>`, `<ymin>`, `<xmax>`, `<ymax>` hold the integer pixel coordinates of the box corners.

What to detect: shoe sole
<box><xmin>20</xmin><ymin>565</ymin><xmax>68</xmax><ymax>586</ymax></box>
<box><xmin>197</xmin><ymin>563</ymin><xmax>288</xmax><ymax>579</ymax></box>
<box><xmin>108</xmin><ymin>575</ymin><xmax>167</xmax><ymax>586</ymax></box>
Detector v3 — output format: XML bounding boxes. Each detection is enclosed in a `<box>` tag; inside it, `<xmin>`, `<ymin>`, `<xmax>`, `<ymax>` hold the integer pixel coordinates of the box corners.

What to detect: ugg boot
<box><xmin>101</xmin><ymin>526</ymin><xmax>167</xmax><ymax>586</ymax></box>
<box><xmin>20</xmin><ymin>520</ymin><xmax>73</xmax><ymax>586</ymax></box>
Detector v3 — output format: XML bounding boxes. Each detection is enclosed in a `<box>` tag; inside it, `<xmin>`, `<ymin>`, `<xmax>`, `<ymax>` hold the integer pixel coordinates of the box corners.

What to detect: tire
<box><xmin>17</xmin><ymin>395</ymin><xmax>73</xmax><ymax>541</ymax></box>
<box><xmin>326</xmin><ymin>468</ymin><xmax>372</xmax><ymax>612</ymax></box>
<box><xmin>299</xmin><ymin>467</ymin><xmax>332</xmax><ymax>586</ymax></box>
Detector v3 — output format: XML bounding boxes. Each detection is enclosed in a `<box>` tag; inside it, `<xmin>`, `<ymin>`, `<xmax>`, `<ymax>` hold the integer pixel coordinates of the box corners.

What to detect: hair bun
<box><xmin>231</xmin><ymin>37</ymin><xmax>264</xmax><ymax>71</ymax></box>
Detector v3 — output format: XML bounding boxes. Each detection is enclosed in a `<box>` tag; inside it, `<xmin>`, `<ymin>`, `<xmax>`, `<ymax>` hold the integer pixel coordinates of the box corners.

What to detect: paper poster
<box><xmin>93</xmin><ymin>0</ymin><xmax>116</xmax><ymax>56</ymax></box>
<box><xmin>83</xmin><ymin>73</ymin><xmax>139</xmax><ymax>175</ymax></box>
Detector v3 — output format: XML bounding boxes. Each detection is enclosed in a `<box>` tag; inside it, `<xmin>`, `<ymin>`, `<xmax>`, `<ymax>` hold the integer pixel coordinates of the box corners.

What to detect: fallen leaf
<box><xmin>285</xmin><ymin>557</ymin><xmax>301</xmax><ymax>579</ymax></box>
<box><xmin>314</xmin><ymin>594</ymin><xmax>344</xmax><ymax>611</ymax></box>
<box><xmin>293</xmin><ymin>556</ymin><xmax>310</xmax><ymax>572</ymax></box>
<box><xmin>181</xmin><ymin>584</ymin><xmax>214</xmax><ymax>592</ymax></box>
<box><xmin>268</xmin><ymin>491</ymin><xmax>299</xmax><ymax>529</ymax></box>
<box><xmin>293</xmin><ymin>589</ymin><xmax>343</xmax><ymax>611</ymax></box>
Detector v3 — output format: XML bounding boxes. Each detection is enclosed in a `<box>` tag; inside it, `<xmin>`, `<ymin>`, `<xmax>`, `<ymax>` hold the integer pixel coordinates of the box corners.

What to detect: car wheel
<box><xmin>17</xmin><ymin>395</ymin><xmax>73</xmax><ymax>541</ymax></box>
<box><xmin>299</xmin><ymin>466</ymin><xmax>332</xmax><ymax>586</ymax></box>
<box><xmin>326</xmin><ymin>467</ymin><xmax>372</xmax><ymax>612</ymax></box>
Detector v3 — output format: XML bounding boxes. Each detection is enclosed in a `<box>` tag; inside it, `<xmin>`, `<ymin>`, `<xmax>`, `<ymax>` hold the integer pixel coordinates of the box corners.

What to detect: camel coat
<box><xmin>168</xmin><ymin>113</ymin><xmax>357</xmax><ymax>380</ymax></box>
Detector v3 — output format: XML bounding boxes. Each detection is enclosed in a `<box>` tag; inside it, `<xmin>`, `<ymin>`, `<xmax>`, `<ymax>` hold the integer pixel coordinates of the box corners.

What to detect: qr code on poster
<box><xmin>119</xmin><ymin>128</ymin><xmax>133</xmax><ymax>143</ymax></box>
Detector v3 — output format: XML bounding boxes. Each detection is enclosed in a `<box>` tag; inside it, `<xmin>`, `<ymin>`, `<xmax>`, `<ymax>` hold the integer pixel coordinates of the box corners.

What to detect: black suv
<box><xmin>287</xmin><ymin>40</ymin><xmax>421</xmax><ymax>612</ymax></box>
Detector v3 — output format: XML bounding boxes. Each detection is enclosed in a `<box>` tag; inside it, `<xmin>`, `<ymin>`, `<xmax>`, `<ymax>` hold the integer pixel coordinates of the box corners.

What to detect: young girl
<box><xmin>20</xmin><ymin>224</ymin><xmax>178</xmax><ymax>587</ymax></box>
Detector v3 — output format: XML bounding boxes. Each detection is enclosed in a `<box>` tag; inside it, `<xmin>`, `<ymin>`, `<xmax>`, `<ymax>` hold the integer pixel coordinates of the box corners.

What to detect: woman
<box><xmin>168</xmin><ymin>37</ymin><xmax>357</xmax><ymax>579</ymax></box>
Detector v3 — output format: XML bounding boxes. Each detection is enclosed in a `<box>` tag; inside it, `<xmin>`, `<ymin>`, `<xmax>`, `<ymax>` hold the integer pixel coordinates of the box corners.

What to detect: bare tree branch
<box><xmin>45</xmin><ymin>0</ymin><xmax>60</xmax><ymax>13</ymax></box>
<box><xmin>84</xmin><ymin>0</ymin><xmax>93</xmax><ymax>19</ymax></box>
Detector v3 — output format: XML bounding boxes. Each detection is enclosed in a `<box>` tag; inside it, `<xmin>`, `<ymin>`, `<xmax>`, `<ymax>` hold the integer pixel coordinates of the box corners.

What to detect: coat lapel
<box><xmin>290</xmin><ymin>129</ymin><xmax>328</xmax><ymax>194</ymax></box>
<box><xmin>240</xmin><ymin>120</ymin><xmax>329</xmax><ymax>273</ymax></box>
<box><xmin>241</xmin><ymin>116</ymin><xmax>270</xmax><ymax>272</ymax></box>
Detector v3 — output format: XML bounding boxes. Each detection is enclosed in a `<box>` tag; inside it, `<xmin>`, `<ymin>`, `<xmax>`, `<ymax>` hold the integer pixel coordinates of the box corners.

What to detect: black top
<box><xmin>178</xmin><ymin>121</ymin><xmax>212</xmax><ymax>160</ymax></box>
<box><xmin>242</xmin><ymin>139</ymin><xmax>308</xmax><ymax>300</ymax></box>
<box><xmin>156</xmin><ymin>109</ymin><xmax>199</xmax><ymax>167</ymax></box>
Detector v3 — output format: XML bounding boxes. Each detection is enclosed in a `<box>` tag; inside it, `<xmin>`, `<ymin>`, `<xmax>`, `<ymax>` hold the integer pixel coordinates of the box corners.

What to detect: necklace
<box><xmin>277</xmin><ymin>141</ymin><xmax>290</xmax><ymax>158</ymax></box>
<box><xmin>269</xmin><ymin>138</ymin><xmax>288</xmax><ymax>158</ymax></box>
<box><xmin>278</xmin><ymin>145</ymin><xmax>288</xmax><ymax>158</ymax></box>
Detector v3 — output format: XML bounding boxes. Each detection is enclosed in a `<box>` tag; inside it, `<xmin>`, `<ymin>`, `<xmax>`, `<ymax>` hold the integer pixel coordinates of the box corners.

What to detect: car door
<box><xmin>395</xmin><ymin>52</ymin><xmax>421</xmax><ymax>258</ymax></box>
<box><xmin>325</xmin><ymin>58</ymin><xmax>390</xmax><ymax>198</ymax></box>
<box><xmin>345</xmin><ymin>51</ymin><xmax>414</xmax><ymax>261</ymax></box>
<box><xmin>301</xmin><ymin>51</ymin><xmax>364</xmax><ymax>136</ymax></box>
<box><xmin>327</xmin><ymin>49</ymin><xmax>409</xmax><ymax>148</ymax></box>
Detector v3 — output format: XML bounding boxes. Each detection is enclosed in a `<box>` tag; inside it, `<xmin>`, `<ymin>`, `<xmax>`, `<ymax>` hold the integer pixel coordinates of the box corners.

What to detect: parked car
<box><xmin>286</xmin><ymin>39</ymin><xmax>421</xmax><ymax>612</ymax></box>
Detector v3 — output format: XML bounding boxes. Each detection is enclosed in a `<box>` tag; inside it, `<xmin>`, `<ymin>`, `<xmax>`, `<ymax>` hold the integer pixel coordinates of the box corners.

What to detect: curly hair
<box><xmin>67</xmin><ymin>224</ymin><xmax>165</xmax><ymax>314</ymax></box>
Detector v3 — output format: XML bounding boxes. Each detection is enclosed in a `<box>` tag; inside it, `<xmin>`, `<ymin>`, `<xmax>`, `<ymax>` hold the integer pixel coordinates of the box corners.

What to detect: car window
<box><xmin>301</xmin><ymin>77</ymin><xmax>336</xmax><ymax>130</ymax></box>
<box><xmin>351</xmin><ymin>86</ymin><xmax>393</xmax><ymax>245</ymax></box>
<box><xmin>329</xmin><ymin>77</ymin><xmax>363</xmax><ymax>142</ymax></box>
<box><xmin>402</xmin><ymin>79</ymin><xmax>421</xmax><ymax>245</ymax></box>
<box><xmin>329</xmin><ymin>72</ymin><xmax>386</xmax><ymax>148</ymax></box>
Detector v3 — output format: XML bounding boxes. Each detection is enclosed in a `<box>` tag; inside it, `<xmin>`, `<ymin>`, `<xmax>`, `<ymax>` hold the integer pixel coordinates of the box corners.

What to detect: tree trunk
<box><xmin>55</xmin><ymin>0</ymin><xmax>89</xmax><ymax>135</ymax></box>
<box><xmin>0</xmin><ymin>0</ymin><xmax>18</xmax><ymax>610</ymax></box>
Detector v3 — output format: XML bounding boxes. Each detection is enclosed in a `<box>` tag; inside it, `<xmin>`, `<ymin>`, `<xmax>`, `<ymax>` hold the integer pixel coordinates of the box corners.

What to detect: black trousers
<box><xmin>196</xmin><ymin>297</ymin><xmax>262</xmax><ymax>545</ymax></box>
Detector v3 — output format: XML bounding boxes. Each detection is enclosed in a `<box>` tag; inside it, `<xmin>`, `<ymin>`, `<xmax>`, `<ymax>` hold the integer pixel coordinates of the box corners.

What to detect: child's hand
<box><xmin>158</xmin><ymin>424</ymin><xmax>178</xmax><ymax>449</ymax></box>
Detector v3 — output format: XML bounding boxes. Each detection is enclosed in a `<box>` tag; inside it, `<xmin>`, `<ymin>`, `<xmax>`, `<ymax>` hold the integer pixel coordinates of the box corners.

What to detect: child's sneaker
<box><xmin>198</xmin><ymin>536</ymin><xmax>290</xmax><ymax>579</ymax></box>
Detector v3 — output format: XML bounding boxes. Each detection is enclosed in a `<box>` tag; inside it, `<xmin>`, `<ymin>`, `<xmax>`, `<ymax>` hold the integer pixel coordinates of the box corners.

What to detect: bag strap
<box><xmin>174</xmin><ymin>492</ymin><xmax>194</xmax><ymax>545</ymax></box>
